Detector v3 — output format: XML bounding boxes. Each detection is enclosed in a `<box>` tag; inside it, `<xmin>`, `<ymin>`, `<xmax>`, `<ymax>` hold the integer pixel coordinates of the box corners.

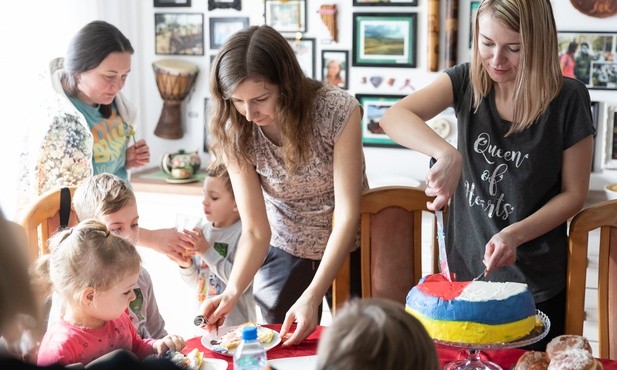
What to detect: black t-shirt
<box><xmin>444</xmin><ymin>63</ymin><xmax>594</xmax><ymax>302</ymax></box>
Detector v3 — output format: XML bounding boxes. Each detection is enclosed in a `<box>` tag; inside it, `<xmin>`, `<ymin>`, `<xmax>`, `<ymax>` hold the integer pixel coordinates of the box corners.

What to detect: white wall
<box><xmin>2</xmin><ymin>0</ymin><xmax>616</xmax><ymax>219</ymax></box>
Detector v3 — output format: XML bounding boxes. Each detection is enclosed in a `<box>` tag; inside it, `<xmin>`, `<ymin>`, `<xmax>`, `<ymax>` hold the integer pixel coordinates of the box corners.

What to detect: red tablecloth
<box><xmin>184</xmin><ymin>324</ymin><xmax>617</xmax><ymax>369</ymax></box>
<box><xmin>183</xmin><ymin>324</ymin><xmax>321</xmax><ymax>367</ymax></box>
<box><xmin>436</xmin><ymin>344</ymin><xmax>617</xmax><ymax>369</ymax></box>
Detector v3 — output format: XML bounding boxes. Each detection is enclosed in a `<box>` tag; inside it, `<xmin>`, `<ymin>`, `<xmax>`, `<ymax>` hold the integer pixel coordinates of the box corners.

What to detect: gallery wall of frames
<box><xmin>142</xmin><ymin>0</ymin><xmax>617</xmax><ymax>189</ymax></box>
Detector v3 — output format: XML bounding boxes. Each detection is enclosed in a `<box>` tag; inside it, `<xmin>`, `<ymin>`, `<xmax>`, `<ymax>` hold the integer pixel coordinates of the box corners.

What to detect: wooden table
<box><xmin>183</xmin><ymin>324</ymin><xmax>617</xmax><ymax>369</ymax></box>
<box><xmin>130</xmin><ymin>167</ymin><xmax>204</xmax><ymax>196</ymax></box>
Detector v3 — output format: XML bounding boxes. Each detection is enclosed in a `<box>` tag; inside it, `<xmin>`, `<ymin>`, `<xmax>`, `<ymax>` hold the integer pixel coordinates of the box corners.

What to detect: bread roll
<box><xmin>514</xmin><ymin>351</ymin><xmax>550</xmax><ymax>370</ymax></box>
<box><xmin>546</xmin><ymin>335</ymin><xmax>592</xmax><ymax>359</ymax></box>
<box><xmin>547</xmin><ymin>349</ymin><xmax>603</xmax><ymax>370</ymax></box>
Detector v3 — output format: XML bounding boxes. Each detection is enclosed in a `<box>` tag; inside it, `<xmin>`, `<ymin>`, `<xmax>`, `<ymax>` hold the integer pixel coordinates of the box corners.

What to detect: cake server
<box><xmin>430</xmin><ymin>158</ymin><xmax>452</xmax><ymax>282</ymax></box>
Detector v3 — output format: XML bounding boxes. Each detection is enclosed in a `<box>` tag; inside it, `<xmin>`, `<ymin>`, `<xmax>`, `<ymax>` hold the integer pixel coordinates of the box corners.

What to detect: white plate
<box><xmin>200</xmin><ymin>358</ymin><xmax>228</xmax><ymax>370</ymax></box>
<box><xmin>201</xmin><ymin>326</ymin><xmax>281</xmax><ymax>357</ymax></box>
<box><xmin>267</xmin><ymin>355</ymin><xmax>318</xmax><ymax>370</ymax></box>
<box><xmin>165</xmin><ymin>176</ymin><xmax>199</xmax><ymax>184</ymax></box>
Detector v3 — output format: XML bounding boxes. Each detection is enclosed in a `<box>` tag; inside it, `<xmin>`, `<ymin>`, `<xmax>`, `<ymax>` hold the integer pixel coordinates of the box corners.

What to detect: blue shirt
<box><xmin>69</xmin><ymin>96</ymin><xmax>129</xmax><ymax>183</ymax></box>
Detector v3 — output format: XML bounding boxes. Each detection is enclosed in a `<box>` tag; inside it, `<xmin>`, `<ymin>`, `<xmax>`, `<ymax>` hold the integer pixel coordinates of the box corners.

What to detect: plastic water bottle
<box><xmin>233</xmin><ymin>326</ymin><xmax>267</xmax><ymax>370</ymax></box>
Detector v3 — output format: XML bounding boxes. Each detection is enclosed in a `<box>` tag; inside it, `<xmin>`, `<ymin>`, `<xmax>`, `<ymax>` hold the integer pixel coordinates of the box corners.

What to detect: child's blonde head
<box><xmin>73</xmin><ymin>173</ymin><xmax>136</xmax><ymax>220</ymax></box>
<box><xmin>316</xmin><ymin>298</ymin><xmax>440</xmax><ymax>370</ymax></box>
<box><xmin>45</xmin><ymin>219</ymin><xmax>141</xmax><ymax>305</ymax></box>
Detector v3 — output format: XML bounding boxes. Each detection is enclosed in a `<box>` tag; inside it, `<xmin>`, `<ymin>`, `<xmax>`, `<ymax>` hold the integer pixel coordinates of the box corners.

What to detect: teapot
<box><xmin>161</xmin><ymin>149</ymin><xmax>201</xmax><ymax>179</ymax></box>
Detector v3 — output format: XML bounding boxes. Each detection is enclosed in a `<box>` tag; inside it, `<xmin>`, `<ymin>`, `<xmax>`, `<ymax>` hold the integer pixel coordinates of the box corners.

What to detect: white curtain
<box><xmin>0</xmin><ymin>0</ymin><xmax>135</xmax><ymax>219</ymax></box>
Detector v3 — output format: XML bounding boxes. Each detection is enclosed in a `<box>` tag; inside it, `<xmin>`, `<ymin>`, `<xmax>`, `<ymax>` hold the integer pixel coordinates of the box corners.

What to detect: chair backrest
<box><xmin>332</xmin><ymin>186</ymin><xmax>439</xmax><ymax>315</ymax></box>
<box><xmin>566</xmin><ymin>199</ymin><xmax>617</xmax><ymax>359</ymax></box>
<box><xmin>18</xmin><ymin>187</ymin><xmax>78</xmax><ymax>263</ymax></box>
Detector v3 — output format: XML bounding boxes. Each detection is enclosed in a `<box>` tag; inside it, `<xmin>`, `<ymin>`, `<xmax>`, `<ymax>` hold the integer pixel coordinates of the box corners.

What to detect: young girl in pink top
<box><xmin>36</xmin><ymin>219</ymin><xmax>185</xmax><ymax>367</ymax></box>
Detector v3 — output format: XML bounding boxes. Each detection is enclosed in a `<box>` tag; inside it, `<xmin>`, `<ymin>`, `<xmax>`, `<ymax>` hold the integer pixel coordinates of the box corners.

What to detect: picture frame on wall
<box><xmin>356</xmin><ymin>94</ymin><xmax>405</xmax><ymax>148</ymax></box>
<box><xmin>208</xmin><ymin>0</ymin><xmax>241</xmax><ymax>11</ymax></box>
<box><xmin>557</xmin><ymin>31</ymin><xmax>617</xmax><ymax>90</ymax></box>
<box><xmin>352</xmin><ymin>0</ymin><xmax>418</xmax><ymax>6</ymax></box>
<box><xmin>154</xmin><ymin>0</ymin><xmax>191</xmax><ymax>7</ymax></box>
<box><xmin>209</xmin><ymin>17</ymin><xmax>249</xmax><ymax>49</ymax></box>
<box><xmin>287</xmin><ymin>38</ymin><xmax>315</xmax><ymax>78</ymax></box>
<box><xmin>469</xmin><ymin>1</ymin><xmax>480</xmax><ymax>48</ymax></box>
<box><xmin>321</xmin><ymin>50</ymin><xmax>349</xmax><ymax>90</ymax></box>
<box><xmin>591</xmin><ymin>101</ymin><xmax>600</xmax><ymax>171</ymax></box>
<box><xmin>604</xmin><ymin>105</ymin><xmax>617</xmax><ymax>169</ymax></box>
<box><xmin>203</xmin><ymin>98</ymin><xmax>210</xmax><ymax>152</ymax></box>
<box><xmin>265</xmin><ymin>0</ymin><xmax>307</xmax><ymax>33</ymax></box>
<box><xmin>352</xmin><ymin>13</ymin><xmax>417</xmax><ymax>68</ymax></box>
<box><xmin>155</xmin><ymin>13</ymin><xmax>204</xmax><ymax>55</ymax></box>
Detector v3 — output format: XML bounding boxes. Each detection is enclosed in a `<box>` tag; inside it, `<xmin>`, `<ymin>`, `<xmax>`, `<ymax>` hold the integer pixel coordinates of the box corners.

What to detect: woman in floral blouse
<box><xmin>17</xmin><ymin>20</ymin><xmax>150</xmax><ymax>213</ymax></box>
<box><xmin>17</xmin><ymin>21</ymin><xmax>192</xmax><ymax>259</ymax></box>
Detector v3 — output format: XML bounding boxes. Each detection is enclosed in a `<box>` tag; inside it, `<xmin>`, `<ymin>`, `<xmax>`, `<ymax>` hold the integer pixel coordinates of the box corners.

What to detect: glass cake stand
<box><xmin>433</xmin><ymin>310</ymin><xmax>550</xmax><ymax>370</ymax></box>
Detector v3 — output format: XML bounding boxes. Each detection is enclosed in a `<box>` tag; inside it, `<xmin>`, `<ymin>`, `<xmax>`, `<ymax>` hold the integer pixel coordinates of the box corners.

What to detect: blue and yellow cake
<box><xmin>405</xmin><ymin>274</ymin><xmax>537</xmax><ymax>344</ymax></box>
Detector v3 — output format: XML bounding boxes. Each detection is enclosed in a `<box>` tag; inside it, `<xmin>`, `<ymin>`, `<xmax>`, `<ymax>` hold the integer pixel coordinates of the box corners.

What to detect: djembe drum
<box><xmin>152</xmin><ymin>59</ymin><xmax>199</xmax><ymax>139</ymax></box>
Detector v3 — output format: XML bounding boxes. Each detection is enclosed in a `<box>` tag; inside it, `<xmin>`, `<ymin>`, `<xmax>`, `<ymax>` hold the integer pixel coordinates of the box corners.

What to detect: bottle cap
<box><xmin>242</xmin><ymin>326</ymin><xmax>258</xmax><ymax>341</ymax></box>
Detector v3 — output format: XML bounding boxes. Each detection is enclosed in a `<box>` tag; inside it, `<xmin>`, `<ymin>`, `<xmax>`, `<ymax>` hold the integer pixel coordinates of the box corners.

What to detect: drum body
<box><xmin>152</xmin><ymin>59</ymin><xmax>199</xmax><ymax>139</ymax></box>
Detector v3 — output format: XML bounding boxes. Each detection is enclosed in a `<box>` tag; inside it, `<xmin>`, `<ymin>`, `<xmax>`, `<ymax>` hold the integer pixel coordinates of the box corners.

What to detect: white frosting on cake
<box><xmin>458</xmin><ymin>281</ymin><xmax>529</xmax><ymax>301</ymax></box>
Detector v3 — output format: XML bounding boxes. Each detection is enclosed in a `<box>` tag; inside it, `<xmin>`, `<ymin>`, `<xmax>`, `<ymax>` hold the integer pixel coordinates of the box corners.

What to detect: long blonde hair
<box><xmin>208</xmin><ymin>25</ymin><xmax>322</xmax><ymax>173</ymax></box>
<box><xmin>470</xmin><ymin>0</ymin><xmax>562</xmax><ymax>134</ymax></box>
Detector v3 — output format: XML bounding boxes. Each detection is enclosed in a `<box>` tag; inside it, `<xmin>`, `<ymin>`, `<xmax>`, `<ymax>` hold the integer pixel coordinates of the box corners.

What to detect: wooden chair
<box><xmin>332</xmin><ymin>186</ymin><xmax>439</xmax><ymax>315</ymax></box>
<box><xmin>566</xmin><ymin>199</ymin><xmax>617</xmax><ymax>359</ymax></box>
<box><xmin>18</xmin><ymin>187</ymin><xmax>78</xmax><ymax>263</ymax></box>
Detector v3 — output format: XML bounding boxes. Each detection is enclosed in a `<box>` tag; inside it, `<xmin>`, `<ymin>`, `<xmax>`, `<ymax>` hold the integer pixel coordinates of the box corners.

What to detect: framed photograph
<box><xmin>604</xmin><ymin>105</ymin><xmax>617</xmax><ymax>169</ymax></box>
<box><xmin>209</xmin><ymin>17</ymin><xmax>249</xmax><ymax>49</ymax></box>
<box><xmin>469</xmin><ymin>1</ymin><xmax>480</xmax><ymax>48</ymax></box>
<box><xmin>352</xmin><ymin>0</ymin><xmax>417</xmax><ymax>5</ymax></box>
<box><xmin>356</xmin><ymin>94</ymin><xmax>405</xmax><ymax>148</ymax></box>
<box><xmin>154</xmin><ymin>0</ymin><xmax>191</xmax><ymax>7</ymax></box>
<box><xmin>208</xmin><ymin>0</ymin><xmax>241</xmax><ymax>11</ymax></box>
<box><xmin>557</xmin><ymin>31</ymin><xmax>617</xmax><ymax>90</ymax></box>
<box><xmin>321</xmin><ymin>50</ymin><xmax>349</xmax><ymax>89</ymax></box>
<box><xmin>287</xmin><ymin>38</ymin><xmax>315</xmax><ymax>78</ymax></box>
<box><xmin>591</xmin><ymin>101</ymin><xmax>600</xmax><ymax>171</ymax></box>
<box><xmin>352</xmin><ymin>13</ymin><xmax>417</xmax><ymax>68</ymax></box>
<box><xmin>155</xmin><ymin>13</ymin><xmax>204</xmax><ymax>55</ymax></box>
<box><xmin>203</xmin><ymin>98</ymin><xmax>210</xmax><ymax>152</ymax></box>
<box><xmin>265</xmin><ymin>0</ymin><xmax>307</xmax><ymax>33</ymax></box>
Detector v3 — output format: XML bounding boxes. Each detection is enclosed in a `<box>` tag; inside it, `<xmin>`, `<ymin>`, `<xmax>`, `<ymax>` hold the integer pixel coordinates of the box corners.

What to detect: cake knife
<box><xmin>430</xmin><ymin>158</ymin><xmax>452</xmax><ymax>282</ymax></box>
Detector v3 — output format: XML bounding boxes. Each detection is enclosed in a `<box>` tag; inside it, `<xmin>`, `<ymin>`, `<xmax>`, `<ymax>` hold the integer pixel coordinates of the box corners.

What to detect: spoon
<box><xmin>194</xmin><ymin>315</ymin><xmax>219</xmax><ymax>336</ymax></box>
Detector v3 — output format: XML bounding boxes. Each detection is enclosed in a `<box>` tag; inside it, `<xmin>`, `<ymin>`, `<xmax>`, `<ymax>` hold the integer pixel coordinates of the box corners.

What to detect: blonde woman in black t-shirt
<box><xmin>380</xmin><ymin>0</ymin><xmax>594</xmax><ymax>350</ymax></box>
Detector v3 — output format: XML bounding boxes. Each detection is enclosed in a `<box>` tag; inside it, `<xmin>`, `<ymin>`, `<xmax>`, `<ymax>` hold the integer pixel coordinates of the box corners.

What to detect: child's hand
<box><xmin>179</xmin><ymin>228</ymin><xmax>210</xmax><ymax>256</ymax></box>
<box><xmin>153</xmin><ymin>334</ymin><xmax>185</xmax><ymax>356</ymax></box>
<box><xmin>169</xmin><ymin>251</ymin><xmax>194</xmax><ymax>268</ymax></box>
<box><xmin>139</xmin><ymin>228</ymin><xmax>189</xmax><ymax>258</ymax></box>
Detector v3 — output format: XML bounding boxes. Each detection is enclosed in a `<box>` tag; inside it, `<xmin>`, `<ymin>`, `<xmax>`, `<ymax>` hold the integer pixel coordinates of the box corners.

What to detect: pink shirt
<box><xmin>37</xmin><ymin>312</ymin><xmax>155</xmax><ymax>366</ymax></box>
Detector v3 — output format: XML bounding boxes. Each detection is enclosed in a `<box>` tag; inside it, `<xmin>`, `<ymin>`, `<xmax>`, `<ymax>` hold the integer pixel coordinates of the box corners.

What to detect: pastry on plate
<box><xmin>167</xmin><ymin>348</ymin><xmax>204</xmax><ymax>370</ymax></box>
<box><xmin>513</xmin><ymin>351</ymin><xmax>550</xmax><ymax>370</ymax></box>
<box><xmin>218</xmin><ymin>322</ymin><xmax>275</xmax><ymax>350</ymax></box>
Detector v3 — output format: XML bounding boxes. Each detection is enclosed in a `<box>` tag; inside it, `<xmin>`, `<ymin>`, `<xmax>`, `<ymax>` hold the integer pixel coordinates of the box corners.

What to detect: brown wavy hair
<box><xmin>208</xmin><ymin>25</ymin><xmax>322</xmax><ymax>173</ymax></box>
<box><xmin>470</xmin><ymin>0</ymin><xmax>562</xmax><ymax>134</ymax></box>
<box><xmin>315</xmin><ymin>298</ymin><xmax>440</xmax><ymax>370</ymax></box>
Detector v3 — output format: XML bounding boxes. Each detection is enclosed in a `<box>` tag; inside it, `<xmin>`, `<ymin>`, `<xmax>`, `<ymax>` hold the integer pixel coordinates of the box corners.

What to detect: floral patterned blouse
<box><xmin>16</xmin><ymin>58</ymin><xmax>136</xmax><ymax>213</ymax></box>
<box><xmin>250</xmin><ymin>84</ymin><xmax>368</xmax><ymax>260</ymax></box>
